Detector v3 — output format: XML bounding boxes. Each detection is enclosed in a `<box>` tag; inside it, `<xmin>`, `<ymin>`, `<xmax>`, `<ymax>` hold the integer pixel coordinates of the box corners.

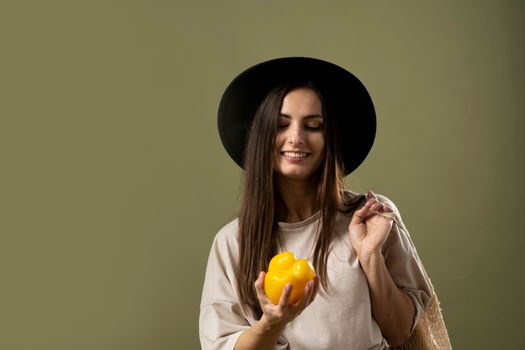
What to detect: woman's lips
<box><xmin>281</xmin><ymin>151</ymin><xmax>310</xmax><ymax>161</ymax></box>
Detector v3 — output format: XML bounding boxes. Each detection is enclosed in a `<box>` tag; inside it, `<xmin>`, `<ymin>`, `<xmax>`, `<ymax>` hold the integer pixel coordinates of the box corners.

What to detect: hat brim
<box><xmin>218</xmin><ymin>57</ymin><xmax>376</xmax><ymax>176</ymax></box>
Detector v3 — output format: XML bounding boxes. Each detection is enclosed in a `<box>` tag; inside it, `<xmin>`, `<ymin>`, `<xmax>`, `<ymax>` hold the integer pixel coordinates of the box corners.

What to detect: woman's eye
<box><xmin>278</xmin><ymin>124</ymin><xmax>289</xmax><ymax>129</ymax></box>
<box><xmin>305</xmin><ymin>124</ymin><xmax>322</xmax><ymax>130</ymax></box>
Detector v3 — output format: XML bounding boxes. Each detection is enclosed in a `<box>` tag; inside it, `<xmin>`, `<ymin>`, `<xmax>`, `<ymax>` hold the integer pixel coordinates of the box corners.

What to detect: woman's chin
<box><xmin>275</xmin><ymin>170</ymin><xmax>314</xmax><ymax>181</ymax></box>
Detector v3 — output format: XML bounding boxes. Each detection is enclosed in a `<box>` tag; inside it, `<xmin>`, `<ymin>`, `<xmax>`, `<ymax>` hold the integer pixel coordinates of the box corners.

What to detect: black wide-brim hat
<box><xmin>218</xmin><ymin>57</ymin><xmax>376</xmax><ymax>176</ymax></box>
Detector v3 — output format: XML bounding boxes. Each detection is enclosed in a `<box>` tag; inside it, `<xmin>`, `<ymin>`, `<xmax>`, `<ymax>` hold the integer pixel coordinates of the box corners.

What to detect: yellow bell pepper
<box><xmin>264</xmin><ymin>251</ymin><xmax>316</xmax><ymax>305</ymax></box>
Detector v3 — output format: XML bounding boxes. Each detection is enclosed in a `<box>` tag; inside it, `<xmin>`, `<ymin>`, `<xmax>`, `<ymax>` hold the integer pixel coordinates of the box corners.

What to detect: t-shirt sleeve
<box><xmin>199</xmin><ymin>221</ymin><xmax>290</xmax><ymax>350</ymax></box>
<box><xmin>378</xmin><ymin>196</ymin><xmax>433</xmax><ymax>332</ymax></box>
<box><xmin>199</xmin><ymin>301</ymin><xmax>250</xmax><ymax>350</ymax></box>
<box><xmin>199</xmin><ymin>223</ymin><xmax>251</xmax><ymax>350</ymax></box>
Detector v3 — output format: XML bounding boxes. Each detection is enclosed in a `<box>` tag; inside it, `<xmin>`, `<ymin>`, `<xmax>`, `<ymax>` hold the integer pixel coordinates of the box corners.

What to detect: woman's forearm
<box><xmin>234</xmin><ymin>315</ymin><xmax>284</xmax><ymax>350</ymax></box>
<box><xmin>358</xmin><ymin>252</ymin><xmax>415</xmax><ymax>347</ymax></box>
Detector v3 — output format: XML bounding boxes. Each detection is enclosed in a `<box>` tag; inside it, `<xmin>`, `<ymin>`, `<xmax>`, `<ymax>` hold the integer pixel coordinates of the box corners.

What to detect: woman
<box><xmin>200</xmin><ymin>57</ymin><xmax>449</xmax><ymax>349</ymax></box>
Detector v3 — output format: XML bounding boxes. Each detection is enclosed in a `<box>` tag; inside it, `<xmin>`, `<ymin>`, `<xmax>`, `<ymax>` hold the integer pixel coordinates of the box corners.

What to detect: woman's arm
<box><xmin>349</xmin><ymin>191</ymin><xmax>416</xmax><ymax>347</ymax></box>
<box><xmin>234</xmin><ymin>315</ymin><xmax>285</xmax><ymax>350</ymax></box>
<box><xmin>358</xmin><ymin>252</ymin><xmax>415</xmax><ymax>347</ymax></box>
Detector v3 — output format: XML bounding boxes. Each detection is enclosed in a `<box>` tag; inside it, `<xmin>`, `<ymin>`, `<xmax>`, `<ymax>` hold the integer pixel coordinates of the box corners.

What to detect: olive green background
<box><xmin>1</xmin><ymin>1</ymin><xmax>523</xmax><ymax>349</ymax></box>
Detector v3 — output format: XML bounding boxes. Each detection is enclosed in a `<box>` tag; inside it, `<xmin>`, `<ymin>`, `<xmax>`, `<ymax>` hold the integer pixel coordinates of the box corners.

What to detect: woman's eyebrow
<box><xmin>279</xmin><ymin>113</ymin><xmax>324</xmax><ymax>120</ymax></box>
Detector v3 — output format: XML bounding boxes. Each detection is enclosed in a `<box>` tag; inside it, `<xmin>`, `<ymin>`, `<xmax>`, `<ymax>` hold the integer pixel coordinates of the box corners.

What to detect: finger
<box><xmin>367</xmin><ymin>190</ymin><xmax>377</xmax><ymax>200</ymax></box>
<box><xmin>295</xmin><ymin>279</ymin><xmax>315</xmax><ymax>311</ymax></box>
<box><xmin>372</xmin><ymin>205</ymin><xmax>393</xmax><ymax>218</ymax></box>
<box><xmin>254</xmin><ymin>272</ymin><xmax>270</xmax><ymax>305</ymax></box>
<box><xmin>308</xmin><ymin>276</ymin><xmax>320</xmax><ymax>305</ymax></box>
<box><xmin>370</xmin><ymin>202</ymin><xmax>383</xmax><ymax>211</ymax></box>
<box><xmin>368</xmin><ymin>191</ymin><xmax>386</xmax><ymax>211</ymax></box>
<box><xmin>368</xmin><ymin>191</ymin><xmax>395</xmax><ymax>213</ymax></box>
<box><xmin>370</xmin><ymin>202</ymin><xmax>394</xmax><ymax>216</ymax></box>
<box><xmin>278</xmin><ymin>283</ymin><xmax>292</xmax><ymax>308</ymax></box>
<box><xmin>302</xmin><ymin>280</ymin><xmax>315</xmax><ymax>307</ymax></box>
<box><xmin>351</xmin><ymin>199</ymin><xmax>375</xmax><ymax>225</ymax></box>
<box><xmin>383</xmin><ymin>203</ymin><xmax>394</xmax><ymax>212</ymax></box>
<box><xmin>254</xmin><ymin>271</ymin><xmax>265</xmax><ymax>289</ymax></box>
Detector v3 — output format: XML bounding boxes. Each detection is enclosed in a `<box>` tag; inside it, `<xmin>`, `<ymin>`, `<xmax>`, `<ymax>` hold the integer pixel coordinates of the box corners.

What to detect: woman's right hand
<box><xmin>253</xmin><ymin>271</ymin><xmax>319</xmax><ymax>331</ymax></box>
<box><xmin>234</xmin><ymin>272</ymin><xmax>319</xmax><ymax>349</ymax></box>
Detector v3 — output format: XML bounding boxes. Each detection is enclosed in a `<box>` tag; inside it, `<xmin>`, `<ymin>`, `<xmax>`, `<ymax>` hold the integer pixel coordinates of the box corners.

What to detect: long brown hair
<box><xmin>236</xmin><ymin>82</ymin><xmax>364</xmax><ymax>318</ymax></box>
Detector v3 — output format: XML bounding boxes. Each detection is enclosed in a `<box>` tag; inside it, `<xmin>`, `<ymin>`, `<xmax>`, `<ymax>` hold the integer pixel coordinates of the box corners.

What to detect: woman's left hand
<box><xmin>349</xmin><ymin>191</ymin><xmax>394</xmax><ymax>257</ymax></box>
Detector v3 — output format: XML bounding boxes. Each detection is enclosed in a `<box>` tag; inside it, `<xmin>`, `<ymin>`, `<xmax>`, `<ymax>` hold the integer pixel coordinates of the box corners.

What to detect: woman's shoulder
<box><xmin>211</xmin><ymin>217</ymin><xmax>240</xmax><ymax>250</ymax></box>
<box><xmin>216</xmin><ymin>217</ymin><xmax>240</xmax><ymax>236</ymax></box>
<box><xmin>341</xmin><ymin>190</ymin><xmax>402</xmax><ymax>216</ymax></box>
<box><xmin>373</xmin><ymin>192</ymin><xmax>400</xmax><ymax>210</ymax></box>
<box><xmin>341</xmin><ymin>189</ymin><xmax>365</xmax><ymax>206</ymax></box>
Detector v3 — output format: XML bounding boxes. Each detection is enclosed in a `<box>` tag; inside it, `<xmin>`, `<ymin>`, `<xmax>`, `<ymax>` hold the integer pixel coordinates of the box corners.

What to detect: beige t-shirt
<box><xmin>199</xmin><ymin>195</ymin><xmax>433</xmax><ymax>350</ymax></box>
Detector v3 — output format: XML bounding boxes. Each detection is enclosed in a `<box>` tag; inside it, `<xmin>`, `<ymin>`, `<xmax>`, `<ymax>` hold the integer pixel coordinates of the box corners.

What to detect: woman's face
<box><xmin>273</xmin><ymin>88</ymin><xmax>325</xmax><ymax>181</ymax></box>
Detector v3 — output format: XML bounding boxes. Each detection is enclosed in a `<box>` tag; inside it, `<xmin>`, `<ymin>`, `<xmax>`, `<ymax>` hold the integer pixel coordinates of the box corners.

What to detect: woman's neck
<box><xmin>275</xmin><ymin>176</ymin><xmax>319</xmax><ymax>223</ymax></box>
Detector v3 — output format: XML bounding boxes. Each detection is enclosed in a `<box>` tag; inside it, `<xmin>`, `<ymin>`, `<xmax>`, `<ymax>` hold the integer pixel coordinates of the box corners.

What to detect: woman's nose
<box><xmin>287</xmin><ymin>126</ymin><xmax>304</xmax><ymax>145</ymax></box>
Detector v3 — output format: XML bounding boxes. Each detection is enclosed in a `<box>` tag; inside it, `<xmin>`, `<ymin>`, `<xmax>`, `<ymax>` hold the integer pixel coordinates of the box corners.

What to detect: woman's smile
<box><xmin>281</xmin><ymin>151</ymin><xmax>311</xmax><ymax>160</ymax></box>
